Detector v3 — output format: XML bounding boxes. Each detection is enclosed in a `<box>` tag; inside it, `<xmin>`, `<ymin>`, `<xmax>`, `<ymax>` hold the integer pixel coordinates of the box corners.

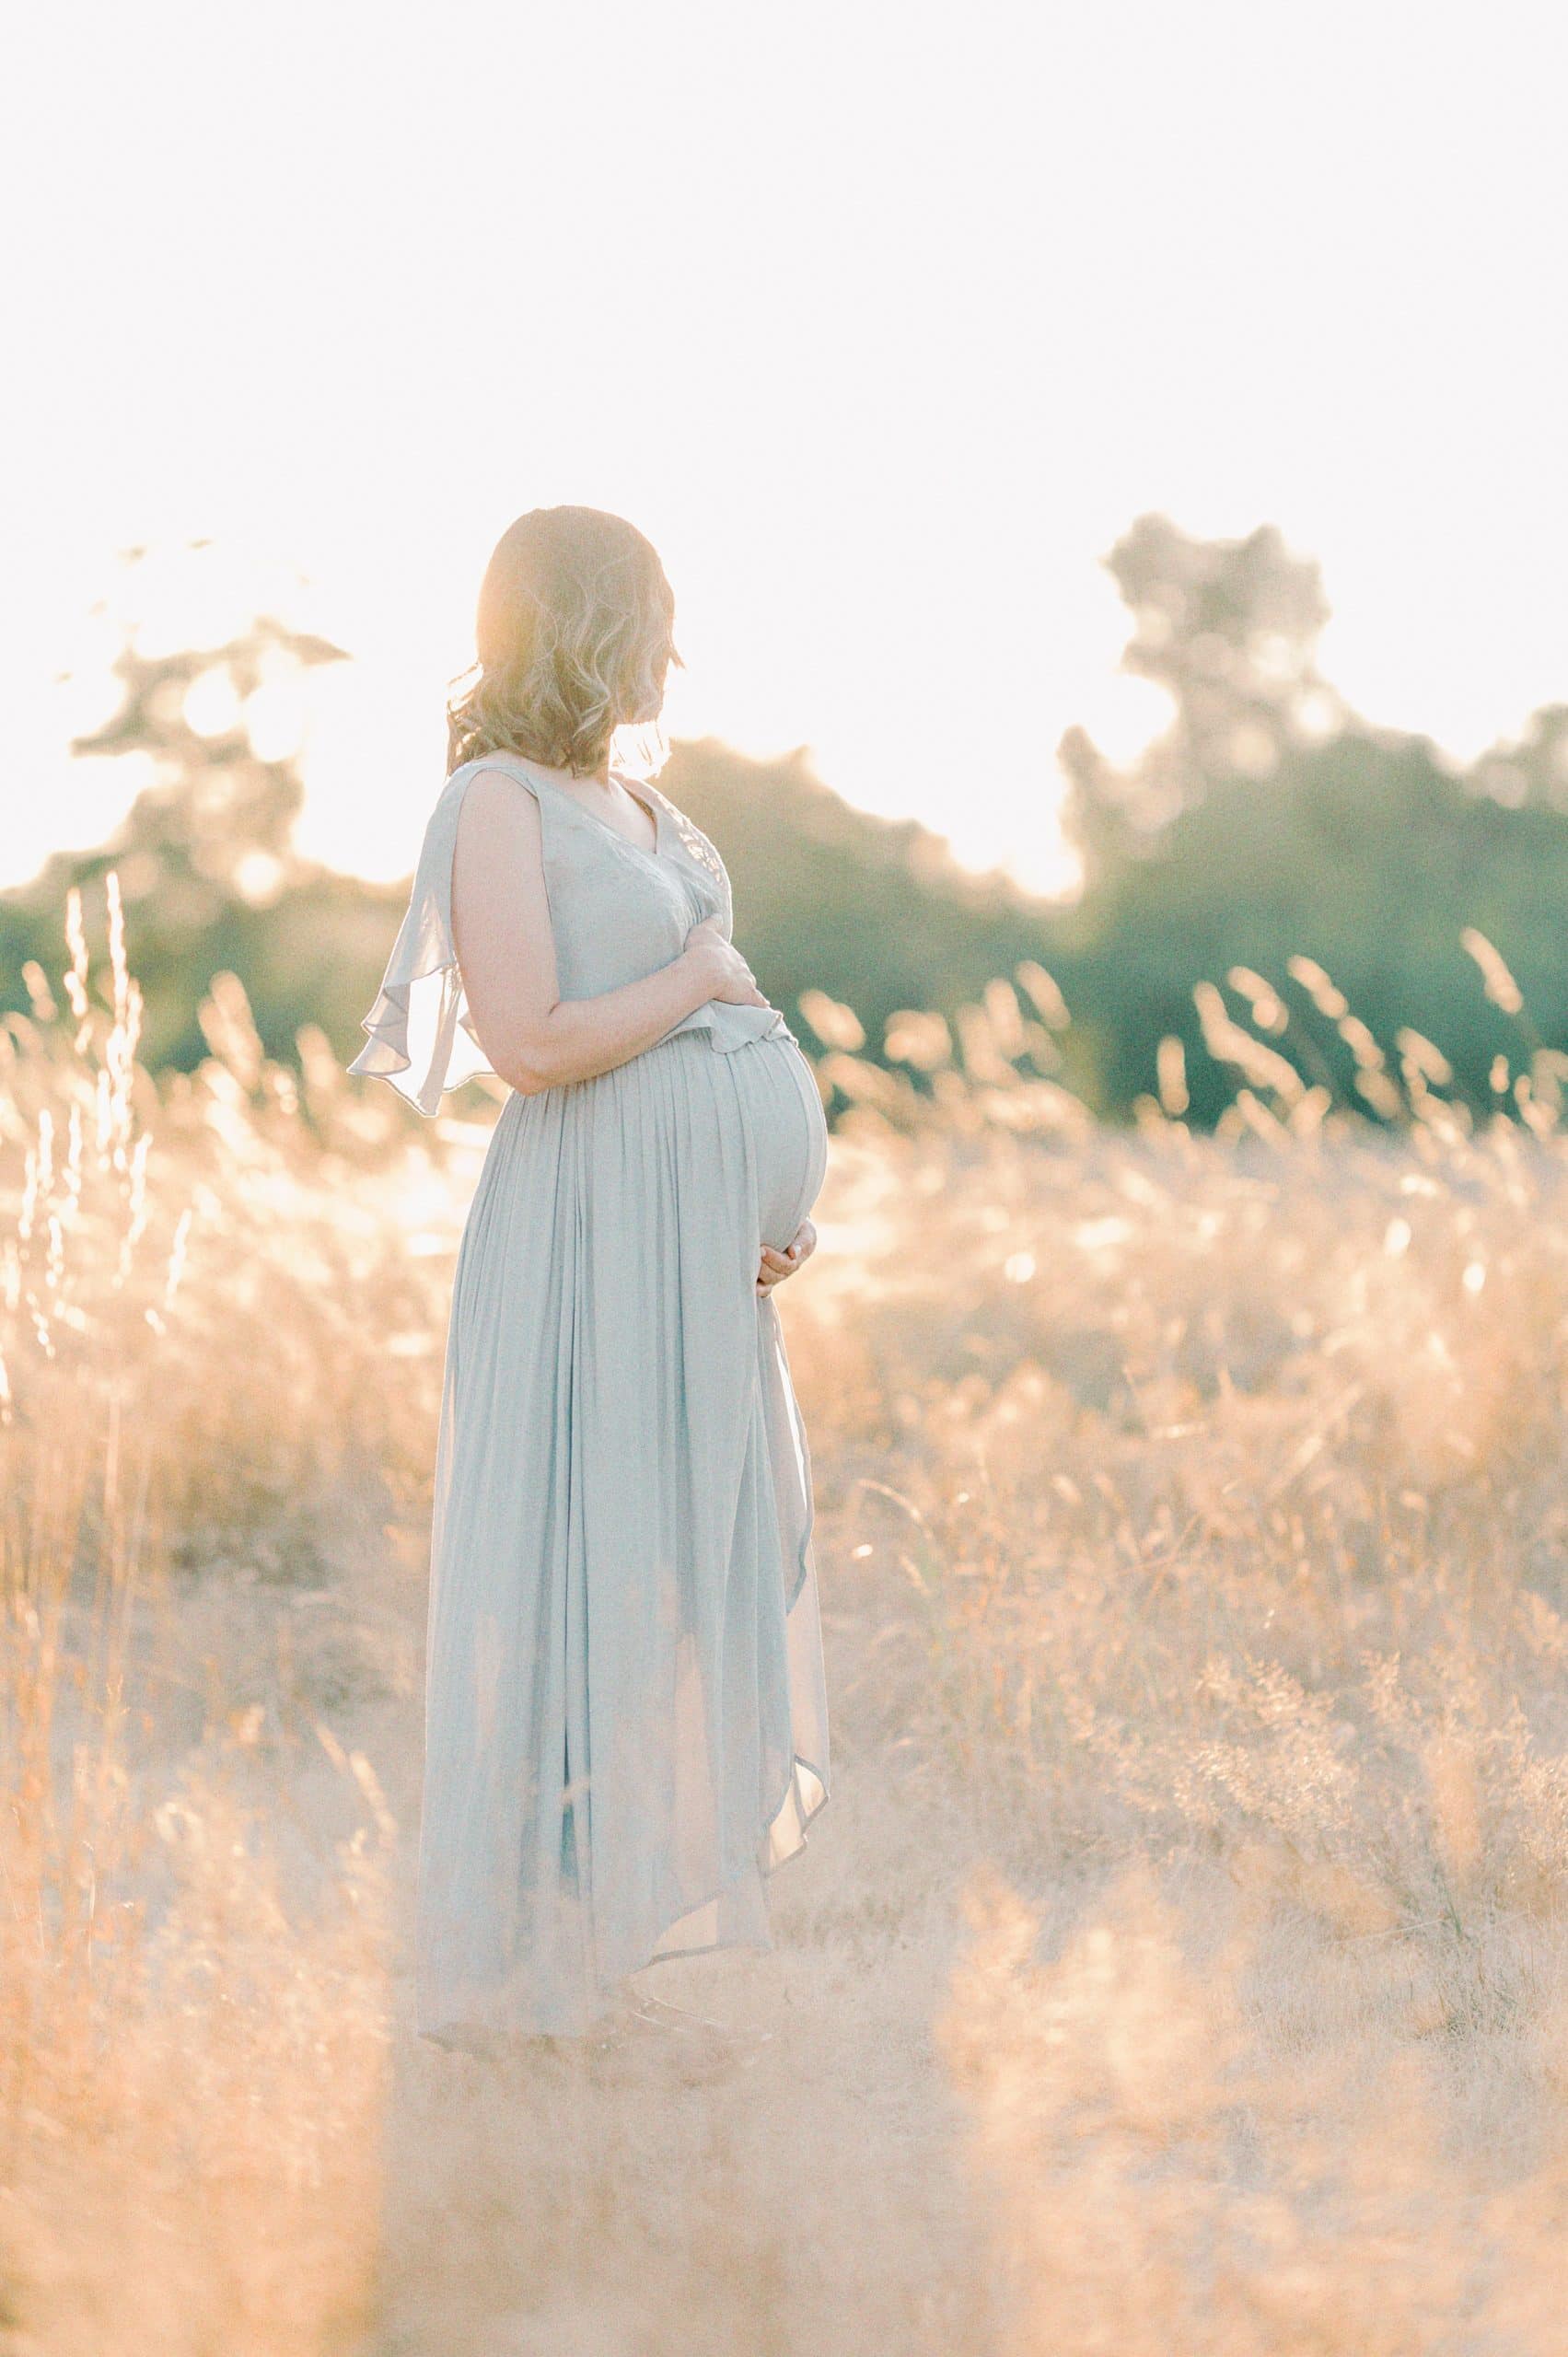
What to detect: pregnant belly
<box><xmin>487</xmin><ymin>1026</ymin><xmax>829</xmax><ymax>1293</ymax></box>
<box><xmin>728</xmin><ymin>1029</ymin><xmax>830</xmax><ymax>1251</ymax></box>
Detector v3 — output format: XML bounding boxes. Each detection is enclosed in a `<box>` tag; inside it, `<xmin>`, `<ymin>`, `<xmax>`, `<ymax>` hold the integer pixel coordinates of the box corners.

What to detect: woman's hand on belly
<box><xmin>756</xmin><ymin>1217</ymin><xmax>817</xmax><ymax>1298</ymax></box>
<box><xmin>686</xmin><ymin>913</ymin><xmax>772</xmax><ymax>1008</ymax></box>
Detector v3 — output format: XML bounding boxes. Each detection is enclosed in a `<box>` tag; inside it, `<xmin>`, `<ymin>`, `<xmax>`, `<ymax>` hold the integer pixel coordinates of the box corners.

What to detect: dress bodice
<box><xmin>346</xmin><ymin>749</ymin><xmax>789</xmax><ymax>1114</ymax></box>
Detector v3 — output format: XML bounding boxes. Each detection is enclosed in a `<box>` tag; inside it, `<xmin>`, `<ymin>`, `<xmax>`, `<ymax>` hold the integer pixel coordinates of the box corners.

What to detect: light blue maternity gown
<box><xmin>347</xmin><ymin>750</ymin><xmax>830</xmax><ymax>2039</ymax></box>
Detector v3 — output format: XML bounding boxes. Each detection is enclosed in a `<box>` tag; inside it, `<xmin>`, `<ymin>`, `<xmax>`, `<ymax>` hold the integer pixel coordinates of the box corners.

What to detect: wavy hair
<box><xmin>445</xmin><ymin>505</ymin><xmax>683</xmax><ymax>779</ymax></box>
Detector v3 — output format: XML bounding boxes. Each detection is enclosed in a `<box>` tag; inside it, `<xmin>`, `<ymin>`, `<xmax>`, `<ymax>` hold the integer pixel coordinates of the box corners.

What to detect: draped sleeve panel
<box><xmin>346</xmin><ymin>761</ymin><xmax>549</xmax><ymax>1116</ymax></box>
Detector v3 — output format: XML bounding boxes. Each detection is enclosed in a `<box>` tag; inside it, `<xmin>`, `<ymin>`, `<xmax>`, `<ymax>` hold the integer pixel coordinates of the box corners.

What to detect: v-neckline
<box><xmin>582</xmin><ymin>774</ymin><xmax>666</xmax><ymax>862</ymax></box>
<box><xmin>492</xmin><ymin>753</ymin><xmax>668</xmax><ymax>862</ymax></box>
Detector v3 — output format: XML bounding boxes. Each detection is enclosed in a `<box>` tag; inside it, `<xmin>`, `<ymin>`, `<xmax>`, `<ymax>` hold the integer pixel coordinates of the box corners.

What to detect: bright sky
<box><xmin>4</xmin><ymin>2</ymin><xmax>1565</xmax><ymax>901</ymax></box>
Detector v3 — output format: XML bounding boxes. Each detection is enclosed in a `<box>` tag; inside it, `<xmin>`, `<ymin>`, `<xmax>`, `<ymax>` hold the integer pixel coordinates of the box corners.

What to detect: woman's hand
<box><xmin>756</xmin><ymin>1217</ymin><xmax>817</xmax><ymax>1298</ymax></box>
<box><xmin>684</xmin><ymin>913</ymin><xmax>770</xmax><ymax>1008</ymax></box>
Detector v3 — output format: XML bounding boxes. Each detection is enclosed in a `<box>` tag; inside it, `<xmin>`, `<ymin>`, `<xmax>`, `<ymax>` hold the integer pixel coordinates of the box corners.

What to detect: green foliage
<box><xmin>1051</xmin><ymin>515</ymin><xmax>1568</xmax><ymax>1122</ymax></box>
<box><xmin>652</xmin><ymin>738</ymin><xmax>1086</xmax><ymax>1086</ymax></box>
<box><xmin>0</xmin><ymin>602</ymin><xmax>389</xmax><ymax>1077</ymax></box>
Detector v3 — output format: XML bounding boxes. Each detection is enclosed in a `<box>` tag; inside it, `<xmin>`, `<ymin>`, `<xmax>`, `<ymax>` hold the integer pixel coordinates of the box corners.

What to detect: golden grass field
<box><xmin>7</xmin><ymin>877</ymin><xmax>1568</xmax><ymax>2352</ymax></box>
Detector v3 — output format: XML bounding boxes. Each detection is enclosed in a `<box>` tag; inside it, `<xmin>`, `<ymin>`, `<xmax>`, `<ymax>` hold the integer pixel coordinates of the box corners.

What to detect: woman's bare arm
<box><xmin>449</xmin><ymin>767</ymin><xmax>765</xmax><ymax>1094</ymax></box>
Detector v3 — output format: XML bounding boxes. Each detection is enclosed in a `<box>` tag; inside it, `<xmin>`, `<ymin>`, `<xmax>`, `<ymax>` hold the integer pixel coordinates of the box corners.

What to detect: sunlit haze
<box><xmin>4</xmin><ymin>2</ymin><xmax>1564</xmax><ymax>900</ymax></box>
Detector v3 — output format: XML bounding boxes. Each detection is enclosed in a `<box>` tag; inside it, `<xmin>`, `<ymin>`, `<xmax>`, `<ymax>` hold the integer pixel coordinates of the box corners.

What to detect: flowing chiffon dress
<box><xmin>347</xmin><ymin>750</ymin><xmax>830</xmax><ymax>2038</ymax></box>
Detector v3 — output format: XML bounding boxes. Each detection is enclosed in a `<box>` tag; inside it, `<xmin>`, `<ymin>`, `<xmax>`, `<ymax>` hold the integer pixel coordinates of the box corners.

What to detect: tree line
<box><xmin>6</xmin><ymin>519</ymin><xmax>1565</xmax><ymax>1127</ymax></box>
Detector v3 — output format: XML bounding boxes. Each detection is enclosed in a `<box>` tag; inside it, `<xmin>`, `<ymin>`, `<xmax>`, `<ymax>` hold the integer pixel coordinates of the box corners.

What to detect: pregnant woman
<box><xmin>348</xmin><ymin>505</ymin><xmax>830</xmax><ymax>2063</ymax></box>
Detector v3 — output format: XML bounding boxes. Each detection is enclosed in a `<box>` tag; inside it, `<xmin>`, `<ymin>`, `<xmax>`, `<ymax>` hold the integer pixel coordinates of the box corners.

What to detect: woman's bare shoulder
<box><xmin>452</xmin><ymin>761</ymin><xmax>546</xmax><ymax>859</ymax></box>
<box><xmin>453</xmin><ymin>756</ymin><xmax>543</xmax><ymax>809</ymax></box>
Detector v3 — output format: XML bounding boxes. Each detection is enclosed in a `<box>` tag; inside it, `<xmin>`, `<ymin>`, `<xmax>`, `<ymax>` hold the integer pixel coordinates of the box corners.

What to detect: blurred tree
<box><xmin>1050</xmin><ymin>514</ymin><xmax>1568</xmax><ymax>1121</ymax></box>
<box><xmin>0</xmin><ymin>563</ymin><xmax>391</xmax><ymax>1076</ymax></box>
<box><xmin>68</xmin><ymin>615</ymin><xmax>336</xmax><ymax>884</ymax></box>
<box><xmin>1060</xmin><ymin>513</ymin><xmax>1343</xmax><ymax>877</ymax></box>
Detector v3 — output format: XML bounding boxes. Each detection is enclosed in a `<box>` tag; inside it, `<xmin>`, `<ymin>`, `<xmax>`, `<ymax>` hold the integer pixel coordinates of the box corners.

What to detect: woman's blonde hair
<box><xmin>445</xmin><ymin>505</ymin><xmax>683</xmax><ymax>778</ymax></box>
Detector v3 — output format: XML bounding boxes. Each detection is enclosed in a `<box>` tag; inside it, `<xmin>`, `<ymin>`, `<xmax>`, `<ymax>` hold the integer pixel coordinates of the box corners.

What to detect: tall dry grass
<box><xmin>0</xmin><ymin>878</ymin><xmax>417</xmax><ymax>2351</ymax></box>
<box><xmin>6</xmin><ymin>885</ymin><xmax>1568</xmax><ymax>2351</ymax></box>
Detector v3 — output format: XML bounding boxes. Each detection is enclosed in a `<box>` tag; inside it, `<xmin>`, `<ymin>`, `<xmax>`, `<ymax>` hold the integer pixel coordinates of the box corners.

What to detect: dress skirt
<box><xmin>415</xmin><ymin>1023</ymin><xmax>830</xmax><ymax>2040</ymax></box>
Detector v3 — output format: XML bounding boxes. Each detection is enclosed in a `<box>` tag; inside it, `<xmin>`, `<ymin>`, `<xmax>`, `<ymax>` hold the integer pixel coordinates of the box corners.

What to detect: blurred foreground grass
<box><xmin>6</xmin><ymin>879</ymin><xmax>1568</xmax><ymax>2351</ymax></box>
